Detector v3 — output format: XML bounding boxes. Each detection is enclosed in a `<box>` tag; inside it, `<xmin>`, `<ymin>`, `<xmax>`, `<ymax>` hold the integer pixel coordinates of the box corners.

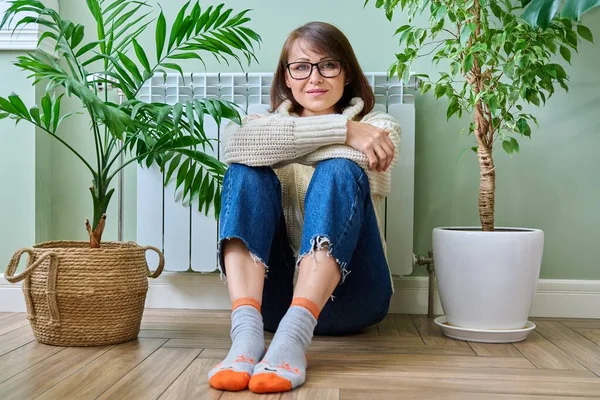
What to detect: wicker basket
<box><xmin>4</xmin><ymin>241</ymin><xmax>164</xmax><ymax>347</ymax></box>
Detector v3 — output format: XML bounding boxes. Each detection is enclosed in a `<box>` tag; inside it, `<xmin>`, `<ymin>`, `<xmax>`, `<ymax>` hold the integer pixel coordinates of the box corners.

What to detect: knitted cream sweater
<box><xmin>222</xmin><ymin>97</ymin><xmax>401</xmax><ymax>289</ymax></box>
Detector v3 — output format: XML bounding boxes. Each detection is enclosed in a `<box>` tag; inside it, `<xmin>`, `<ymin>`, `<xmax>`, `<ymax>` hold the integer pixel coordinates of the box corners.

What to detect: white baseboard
<box><xmin>1</xmin><ymin>273</ymin><xmax>599</xmax><ymax>319</ymax></box>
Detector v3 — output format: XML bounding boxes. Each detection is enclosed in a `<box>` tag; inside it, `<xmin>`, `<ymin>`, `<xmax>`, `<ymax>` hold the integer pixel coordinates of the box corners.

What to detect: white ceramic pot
<box><xmin>432</xmin><ymin>227</ymin><xmax>544</xmax><ymax>330</ymax></box>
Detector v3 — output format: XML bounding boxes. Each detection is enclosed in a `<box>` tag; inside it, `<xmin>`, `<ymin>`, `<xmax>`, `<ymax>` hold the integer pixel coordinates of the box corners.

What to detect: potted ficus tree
<box><xmin>368</xmin><ymin>0</ymin><xmax>593</xmax><ymax>340</ymax></box>
<box><xmin>1</xmin><ymin>0</ymin><xmax>260</xmax><ymax>346</ymax></box>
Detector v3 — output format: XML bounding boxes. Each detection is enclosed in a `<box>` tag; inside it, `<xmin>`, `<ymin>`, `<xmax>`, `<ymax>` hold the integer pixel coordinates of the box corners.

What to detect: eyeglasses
<box><xmin>285</xmin><ymin>60</ymin><xmax>344</xmax><ymax>80</ymax></box>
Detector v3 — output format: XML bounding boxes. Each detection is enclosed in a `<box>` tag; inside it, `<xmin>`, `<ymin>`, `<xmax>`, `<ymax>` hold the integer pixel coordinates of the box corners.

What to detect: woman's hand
<box><xmin>345</xmin><ymin>120</ymin><xmax>395</xmax><ymax>171</ymax></box>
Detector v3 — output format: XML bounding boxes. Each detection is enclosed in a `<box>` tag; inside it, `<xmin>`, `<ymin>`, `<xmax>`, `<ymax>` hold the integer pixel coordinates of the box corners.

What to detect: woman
<box><xmin>208</xmin><ymin>21</ymin><xmax>402</xmax><ymax>393</ymax></box>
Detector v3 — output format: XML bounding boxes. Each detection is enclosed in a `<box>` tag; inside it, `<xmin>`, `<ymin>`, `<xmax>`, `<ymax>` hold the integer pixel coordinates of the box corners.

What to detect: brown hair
<box><xmin>270</xmin><ymin>22</ymin><xmax>374</xmax><ymax>119</ymax></box>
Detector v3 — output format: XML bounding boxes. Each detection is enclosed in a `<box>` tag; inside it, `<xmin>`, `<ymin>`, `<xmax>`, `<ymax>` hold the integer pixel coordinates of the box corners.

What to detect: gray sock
<box><xmin>208</xmin><ymin>305</ymin><xmax>265</xmax><ymax>391</ymax></box>
<box><xmin>249</xmin><ymin>306</ymin><xmax>317</xmax><ymax>393</ymax></box>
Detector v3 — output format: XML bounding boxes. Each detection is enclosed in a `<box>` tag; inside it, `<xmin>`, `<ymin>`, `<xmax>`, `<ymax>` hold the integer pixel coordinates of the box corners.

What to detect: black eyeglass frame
<box><xmin>285</xmin><ymin>60</ymin><xmax>344</xmax><ymax>80</ymax></box>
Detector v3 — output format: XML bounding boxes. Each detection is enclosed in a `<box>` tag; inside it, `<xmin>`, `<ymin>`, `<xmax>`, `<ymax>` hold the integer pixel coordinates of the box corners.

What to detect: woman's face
<box><xmin>285</xmin><ymin>39</ymin><xmax>346</xmax><ymax>117</ymax></box>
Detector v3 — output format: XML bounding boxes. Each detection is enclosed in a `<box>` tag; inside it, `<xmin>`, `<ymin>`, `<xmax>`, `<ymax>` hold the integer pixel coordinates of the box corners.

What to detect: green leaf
<box><xmin>517</xmin><ymin>118</ymin><xmax>532</xmax><ymax>137</ymax></box>
<box><xmin>195</xmin><ymin>5</ymin><xmax>212</xmax><ymax>34</ymax></box>
<box><xmin>185</xmin><ymin>101</ymin><xmax>195</xmax><ymax>132</ymax></box>
<box><xmin>490</xmin><ymin>2</ymin><xmax>504</xmax><ymax>18</ymax></box>
<box><xmin>434</xmin><ymin>5</ymin><xmax>447</xmax><ymax>20</ymax></box>
<box><xmin>165</xmin><ymin>154</ymin><xmax>182</xmax><ymax>185</ymax></box>
<box><xmin>82</xmin><ymin>53</ymin><xmax>104</xmax><ymax>67</ymax></box>
<box><xmin>29</xmin><ymin>106</ymin><xmax>41</xmax><ymax>125</ymax></box>
<box><xmin>559</xmin><ymin>45</ymin><xmax>572</xmax><ymax>63</ymax></box>
<box><xmin>420</xmin><ymin>82</ymin><xmax>432</xmax><ymax>94</ymax></box>
<box><xmin>205</xmin><ymin>4</ymin><xmax>225</xmax><ymax>31</ymax></box>
<box><xmin>204</xmin><ymin>177</ymin><xmax>215</xmax><ymax>215</ymax></box>
<box><xmin>130</xmin><ymin>101</ymin><xmax>146</xmax><ymax>121</ymax></box>
<box><xmin>446</xmin><ymin>97</ymin><xmax>460</xmax><ymax>120</ymax></box>
<box><xmin>189</xmin><ymin>168</ymin><xmax>204</xmax><ymax>202</ymax></box>
<box><xmin>434</xmin><ymin>84</ymin><xmax>446</xmax><ymax>99</ymax></box>
<box><xmin>576</xmin><ymin>24</ymin><xmax>594</xmax><ymax>42</ymax></box>
<box><xmin>183</xmin><ymin>162</ymin><xmax>196</xmax><ymax>201</ymax></box>
<box><xmin>157</xmin><ymin>105</ymin><xmax>172</xmax><ymax>128</ymax></box>
<box><xmin>160</xmin><ymin>62</ymin><xmax>185</xmax><ymax>79</ymax></box>
<box><xmin>562</xmin><ymin>0</ymin><xmax>600</xmax><ymax>21</ymax></box>
<box><xmin>239</xmin><ymin>26</ymin><xmax>261</xmax><ymax>45</ymax></box>
<box><xmin>502</xmin><ymin>140</ymin><xmax>514</xmax><ymax>154</ymax></box>
<box><xmin>450</xmin><ymin>62</ymin><xmax>460</xmax><ymax>77</ymax></box>
<box><xmin>41</xmin><ymin>93</ymin><xmax>52</xmax><ymax>128</ymax></box>
<box><xmin>172</xmin><ymin>102</ymin><xmax>183</xmax><ymax>133</ymax></box>
<box><xmin>394</xmin><ymin>24</ymin><xmax>411</xmax><ymax>35</ymax></box>
<box><xmin>463</xmin><ymin>53</ymin><xmax>474</xmax><ymax>73</ymax></box>
<box><xmin>156</xmin><ymin>10</ymin><xmax>166</xmax><ymax>62</ymax></box>
<box><xmin>194</xmin><ymin>99</ymin><xmax>205</xmax><ymax>130</ymax></box>
<box><xmin>526</xmin><ymin>89</ymin><xmax>541</xmax><ymax>106</ymax></box>
<box><xmin>52</xmin><ymin>94</ymin><xmax>64</xmax><ymax>132</ymax></box>
<box><xmin>71</xmin><ymin>25</ymin><xmax>85</xmax><ymax>48</ymax></box>
<box><xmin>488</xmin><ymin>95</ymin><xmax>498</xmax><ymax>116</ymax></box>
<box><xmin>110</xmin><ymin>4</ymin><xmax>145</xmax><ymax>37</ymax></box>
<box><xmin>75</xmin><ymin>40</ymin><xmax>100</xmax><ymax>57</ymax></box>
<box><xmin>176</xmin><ymin>158</ymin><xmax>190</xmax><ymax>188</ymax></box>
<box><xmin>204</xmin><ymin>98</ymin><xmax>221</xmax><ymax>127</ymax></box>
<box><xmin>132</xmin><ymin>39</ymin><xmax>150</xmax><ymax>73</ymax></box>
<box><xmin>510</xmin><ymin>137</ymin><xmax>520</xmax><ymax>153</ymax></box>
<box><xmin>168</xmin><ymin>1</ymin><xmax>190</xmax><ymax>51</ymax></box>
<box><xmin>565</xmin><ymin>29</ymin><xmax>579</xmax><ymax>47</ymax></box>
<box><xmin>213</xmin><ymin>8</ymin><xmax>233</xmax><ymax>29</ymax></box>
<box><xmin>167</xmin><ymin>52</ymin><xmax>203</xmax><ymax>60</ymax></box>
<box><xmin>521</xmin><ymin>0</ymin><xmax>561</xmax><ymax>29</ymax></box>
<box><xmin>117</xmin><ymin>51</ymin><xmax>143</xmax><ymax>83</ymax></box>
<box><xmin>104</xmin><ymin>1</ymin><xmax>129</xmax><ymax>22</ymax></box>
<box><xmin>86</xmin><ymin>0</ymin><xmax>102</xmax><ymax>23</ymax></box>
<box><xmin>37</xmin><ymin>30</ymin><xmax>57</xmax><ymax>48</ymax></box>
<box><xmin>460</xmin><ymin>24</ymin><xmax>472</xmax><ymax>46</ymax></box>
<box><xmin>8</xmin><ymin>93</ymin><xmax>30</xmax><ymax>119</ymax></box>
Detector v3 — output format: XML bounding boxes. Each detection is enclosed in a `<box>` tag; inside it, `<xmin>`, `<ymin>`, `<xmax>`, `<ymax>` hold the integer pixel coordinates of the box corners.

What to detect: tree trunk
<box><xmin>86</xmin><ymin>183</ymin><xmax>114</xmax><ymax>248</ymax></box>
<box><xmin>477</xmin><ymin>145</ymin><xmax>495</xmax><ymax>231</ymax></box>
<box><xmin>86</xmin><ymin>214</ymin><xmax>106</xmax><ymax>248</ymax></box>
<box><xmin>473</xmin><ymin>93</ymin><xmax>495</xmax><ymax>232</ymax></box>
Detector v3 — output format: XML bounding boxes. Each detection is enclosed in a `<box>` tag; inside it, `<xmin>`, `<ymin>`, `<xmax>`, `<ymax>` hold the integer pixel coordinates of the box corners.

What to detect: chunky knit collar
<box><xmin>274</xmin><ymin>97</ymin><xmax>365</xmax><ymax>120</ymax></box>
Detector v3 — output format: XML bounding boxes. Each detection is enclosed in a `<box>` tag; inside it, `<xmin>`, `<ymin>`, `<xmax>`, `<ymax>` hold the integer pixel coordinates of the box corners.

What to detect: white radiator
<box><xmin>136</xmin><ymin>72</ymin><xmax>415</xmax><ymax>275</ymax></box>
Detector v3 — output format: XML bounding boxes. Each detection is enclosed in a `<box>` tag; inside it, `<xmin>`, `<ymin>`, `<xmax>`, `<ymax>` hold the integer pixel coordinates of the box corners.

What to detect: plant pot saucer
<box><xmin>434</xmin><ymin>316</ymin><xmax>536</xmax><ymax>343</ymax></box>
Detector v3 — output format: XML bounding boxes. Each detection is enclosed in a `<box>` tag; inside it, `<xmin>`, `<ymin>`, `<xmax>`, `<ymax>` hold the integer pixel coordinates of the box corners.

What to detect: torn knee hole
<box><xmin>296</xmin><ymin>236</ymin><xmax>351</xmax><ymax>284</ymax></box>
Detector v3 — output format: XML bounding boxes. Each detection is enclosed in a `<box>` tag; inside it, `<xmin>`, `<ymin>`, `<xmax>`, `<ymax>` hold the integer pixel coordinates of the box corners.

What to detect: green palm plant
<box><xmin>0</xmin><ymin>0</ymin><xmax>261</xmax><ymax>247</ymax></box>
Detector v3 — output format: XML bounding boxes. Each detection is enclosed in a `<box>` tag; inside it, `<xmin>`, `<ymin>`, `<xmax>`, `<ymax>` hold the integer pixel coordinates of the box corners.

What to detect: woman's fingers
<box><xmin>382</xmin><ymin>136</ymin><xmax>395</xmax><ymax>170</ymax></box>
<box><xmin>346</xmin><ymin>121</ymin><xmax>396</xmax><ymax>171</ymax></box>
<box><xmin>366</xmin><ymin>148</ymin><xmax>378</xmax><ymax>170</ymax></box>
<box><xmin>373</xmin><ymin>145</ymin><xmax>388</xmax><ymax>171</ymax></box>
<box><xmin>376</xmin><ymin>129</ymin><xmax>395</xmax><ymax>171</ymax></box>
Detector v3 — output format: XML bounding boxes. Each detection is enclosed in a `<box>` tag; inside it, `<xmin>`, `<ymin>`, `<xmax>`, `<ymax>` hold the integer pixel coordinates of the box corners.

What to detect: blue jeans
<box><xmin>218</xmin><ymin>159</ymin><xmax>392</xmax><ymax>335</ymax></box>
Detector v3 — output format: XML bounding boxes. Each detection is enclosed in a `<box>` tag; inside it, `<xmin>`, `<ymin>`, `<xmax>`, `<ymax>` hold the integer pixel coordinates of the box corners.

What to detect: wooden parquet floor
<box><xmin>0</xmin><ymin>310</ymin><xmax>599</xmax><ymax>399</ymax></box>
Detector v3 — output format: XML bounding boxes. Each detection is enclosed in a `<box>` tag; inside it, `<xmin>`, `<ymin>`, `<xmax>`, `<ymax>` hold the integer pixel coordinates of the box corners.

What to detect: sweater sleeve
<box><xmin>294</xmin><ymin>111</ymin><xmax>402</xmax><ymax>197</ymax></box>
<box><xmin>221</xmin><ymin>113</ymin><xmax>348</xmax><ymax>166</ymax></box>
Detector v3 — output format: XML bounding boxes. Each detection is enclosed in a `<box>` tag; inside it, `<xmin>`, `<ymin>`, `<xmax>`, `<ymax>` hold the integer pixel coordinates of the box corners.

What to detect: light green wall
<box><xmin>0</xmin><ymin>53</ymin><xmax>36</xmax><ymax>267</ymax></box>
<box><xmin>1</xmin><ymin>1</ymin><xmax>597</xmax><ymax>279</ymax></box>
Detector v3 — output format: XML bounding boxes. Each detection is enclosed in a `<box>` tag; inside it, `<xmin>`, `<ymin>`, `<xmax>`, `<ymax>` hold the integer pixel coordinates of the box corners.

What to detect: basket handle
<box><xmin>5</xmin><ymin>248</ymin><xmax>60</xmax><ymax>324</ymax></box>
<box><xmin>143</xmin><ymin>246</ymin><xmax>165</xmax><ymax>279</ymax></box>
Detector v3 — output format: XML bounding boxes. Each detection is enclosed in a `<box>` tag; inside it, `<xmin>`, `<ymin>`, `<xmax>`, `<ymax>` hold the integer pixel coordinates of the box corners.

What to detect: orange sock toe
<box><xmin>209</xmin><ymin>370</ymin><xmax>251</xmax><ymax>391</ymax></box>
<box><xmin>249</xmin><ymin>372</ymin><xmax>293</xmax><ymax>393</ymax></box>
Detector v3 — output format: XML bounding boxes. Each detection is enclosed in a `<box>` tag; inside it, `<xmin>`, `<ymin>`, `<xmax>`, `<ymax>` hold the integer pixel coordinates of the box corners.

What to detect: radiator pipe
<box><xmin>413</xmin><ymin>251</ymin><xmax>435</xmax><ymax>318</ymax></box>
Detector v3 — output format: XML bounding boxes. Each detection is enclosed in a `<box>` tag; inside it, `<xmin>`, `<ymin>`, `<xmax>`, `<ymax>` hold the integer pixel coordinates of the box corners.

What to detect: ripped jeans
<box><xmin>218</xmin><ymin>158</ymin><xmax>393</xmax><ymax>335</ymax></box>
